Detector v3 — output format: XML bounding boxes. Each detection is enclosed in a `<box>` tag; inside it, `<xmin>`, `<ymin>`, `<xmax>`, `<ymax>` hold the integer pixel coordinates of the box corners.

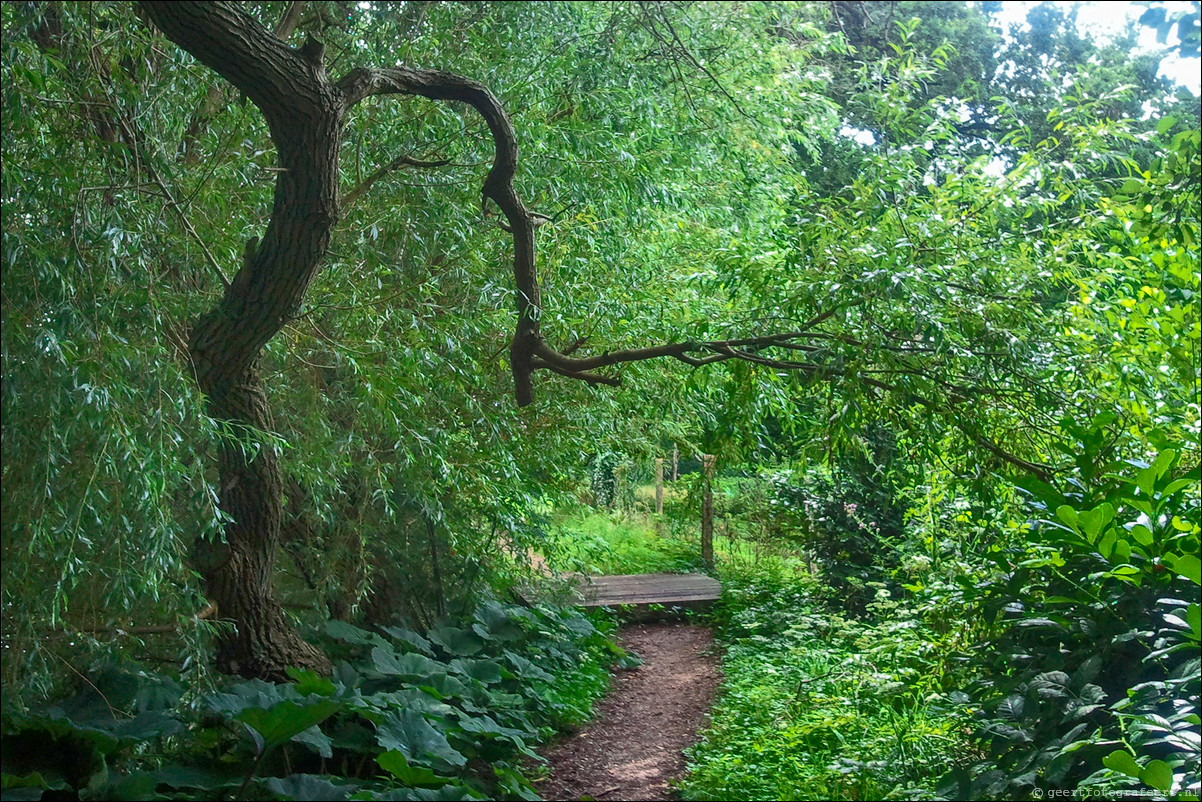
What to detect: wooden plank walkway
<box><xmin>572</xmin><ymin>572</ymin><xmax>721</xmax><ymax>609</ymax></box>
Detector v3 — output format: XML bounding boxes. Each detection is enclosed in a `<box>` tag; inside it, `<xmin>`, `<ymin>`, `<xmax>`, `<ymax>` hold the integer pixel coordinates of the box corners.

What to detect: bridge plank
<box><xmin>573</xmin><ymin>572</ymin><xmax>721</xmax><ymax>608</ymax></box>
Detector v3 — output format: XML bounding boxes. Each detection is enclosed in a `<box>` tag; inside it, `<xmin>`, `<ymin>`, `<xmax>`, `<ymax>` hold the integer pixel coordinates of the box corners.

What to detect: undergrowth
<box><xmin>681</xmin><ymin>556</ymin><xmax>973</xmax><ymax>801</ymax></box>
<box><xmin>545</xmin><ymin>448</ymin><xmax>1201</xmax><ymax>802</ymax></box>
<box><xmin>0</xmin><ymin>601</ymin><xmax>621</xmax><ymax>801</ymax></box>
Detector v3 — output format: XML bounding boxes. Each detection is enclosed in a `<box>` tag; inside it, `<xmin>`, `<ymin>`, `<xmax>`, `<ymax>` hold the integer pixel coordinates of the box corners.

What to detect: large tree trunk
<box><xmin>182</xmin><ymin>84</ymin><xmax>342</xmax><ymax>678</ymax></box>
<box><xmin>141</xmin><ymin>2</ymin><xmax>344</xmax><ymax>677</ymax></box>
<box><xmin>192</xmin><ymin>366</ymin><xmax>329</xmax><ymax>678</ymax></box>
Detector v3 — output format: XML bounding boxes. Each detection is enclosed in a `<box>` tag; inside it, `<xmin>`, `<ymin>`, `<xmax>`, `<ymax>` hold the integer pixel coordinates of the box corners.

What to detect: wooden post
<box><xmin>672</xmin><ymin>444</ymin><xmax>679</xmax><ymax>481</ymax></box>
<box><xmin>701</xmin><ymin>453</ymin><xmax>715</xmax><ymax>566</ymax></box>
<box><xmin>614</xmin><ymin>462</ymin><xmax>627</xmax><ymax>511</ymax></box>
<box><xmin>655</xmin><ymin>457</ymin><xmax>664</xmax><ymax>514</ymax></box>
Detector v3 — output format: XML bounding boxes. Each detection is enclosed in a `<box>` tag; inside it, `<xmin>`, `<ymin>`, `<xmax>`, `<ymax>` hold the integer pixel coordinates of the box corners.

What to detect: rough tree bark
<box><xmin>140</xmin><ymin>1</ymin><xmax>343</xmax><ymax>678</ymax></box>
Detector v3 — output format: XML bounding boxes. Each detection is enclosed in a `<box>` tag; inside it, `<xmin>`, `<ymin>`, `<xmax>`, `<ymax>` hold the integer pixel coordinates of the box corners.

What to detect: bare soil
<box><xmin>536</xmin><ymin>622</ymin><xmax>719</xmax><ymax>802</ymax></box>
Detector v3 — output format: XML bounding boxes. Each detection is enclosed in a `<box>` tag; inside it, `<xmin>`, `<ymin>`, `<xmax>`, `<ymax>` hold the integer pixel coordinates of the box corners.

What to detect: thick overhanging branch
<box><xmin>142</xmin><ymin>2</ymin><xmax>327</xmax><ymax>120</ymax></box>
<box><xmin>337</xmin><ymin>65</ymin><xmax>542</xmax><ymax>402</ymax></box>
<box><xmin>334</xmin><ymin>55</ymin><xmax>1057</xmax><ymax>481</ymax></box>
<box><xmin>141</xmin><ymin>1</ymin><xmax>343</xmax><ymax>390</ymax></box>
<box><xmin>337</xmin><ymin>65</ymin><xmax>871</xmax><ymax>406</ymax></box>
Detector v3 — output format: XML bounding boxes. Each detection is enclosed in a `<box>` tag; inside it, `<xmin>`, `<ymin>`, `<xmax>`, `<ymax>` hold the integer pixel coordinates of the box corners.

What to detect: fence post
<box><xmin>655</xmin><ymin>457</ymin><xmax>664</xmax><ymax>514</ymax></box>
<box><xmin>701</xmin><ymin>453</ymin><xmax>715</xmax><ymax>566</ymax></box>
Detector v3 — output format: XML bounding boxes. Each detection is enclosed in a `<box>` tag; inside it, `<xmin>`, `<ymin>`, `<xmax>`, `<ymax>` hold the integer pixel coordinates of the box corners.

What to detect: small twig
<box><xmin>48</xmin><ymin>651</ymin><xmax>123</xmax><ymax>718</ymax></box>
<box><xmin>45</xmin><ymin>604</ymin><xmax>217</xmax><ymax>637</ymax></box>
<box><xmin>343</xmin><ymin>152</ymin><xmax>451</xmax><ymax>207</ymax></box>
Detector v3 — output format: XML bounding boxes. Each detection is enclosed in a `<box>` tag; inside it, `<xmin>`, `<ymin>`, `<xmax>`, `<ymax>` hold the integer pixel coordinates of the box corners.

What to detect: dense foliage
<box><xmin>2</xmin><ymin>602</ymin><xmax>620</xmax><ymax>800</ymax></box>
<box><xmin>2</xmin><ymin>0</ymin><xmax>1199</xmax><ymax>800</ymax></box>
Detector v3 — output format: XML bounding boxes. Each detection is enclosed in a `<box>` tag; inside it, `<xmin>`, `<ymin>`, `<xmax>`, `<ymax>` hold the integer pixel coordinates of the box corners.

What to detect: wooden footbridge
<box><xmin>570</xmin><ymin>572</ymin><xmax>721</xmax><ymax>610</ymax></box>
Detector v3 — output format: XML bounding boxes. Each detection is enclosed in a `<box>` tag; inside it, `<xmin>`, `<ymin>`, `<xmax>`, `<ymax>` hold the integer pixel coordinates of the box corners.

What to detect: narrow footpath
<box><xmin>537</xmin><ymin>622</ymin><xmax>720</xmax><ymax>801</ymax></box>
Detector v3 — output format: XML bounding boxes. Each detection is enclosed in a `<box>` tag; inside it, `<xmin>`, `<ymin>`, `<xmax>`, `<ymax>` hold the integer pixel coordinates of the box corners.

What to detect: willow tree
<box><xmin>129</xmin><ymin>1</ymin><xmax>851</xmax><ymax>677</ymax></box>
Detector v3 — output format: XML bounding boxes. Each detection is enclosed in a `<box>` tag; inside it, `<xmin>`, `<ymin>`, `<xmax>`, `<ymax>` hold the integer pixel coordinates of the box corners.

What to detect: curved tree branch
<box><xmin>337</xmin><ymin>65</ymin><xmax>543</xmax><ymax>402</ymax></box>
<box><xmin>338</xmin><ymin>65</ymin><xmax>858</xmax><ymax>406</ymax></box>
<box><xmin>335</xmin><ymin>61</ymin><xmax>1058</xmax><ymax>491</ymax></box>
<box><xmin>142</xmin><ymin>1</ymin><xmax>343</xmax><ymax>392</ymax></box>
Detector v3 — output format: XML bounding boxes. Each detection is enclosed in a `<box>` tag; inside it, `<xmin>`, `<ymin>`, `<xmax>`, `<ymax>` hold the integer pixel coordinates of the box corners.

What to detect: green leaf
<box><xmin>1056</xmin><ymin>505</ymin><xmax>1079</xmax><ymax>530</ymax></box>
<box><xmin>1165</xmin><ymin>553</ymin><xmax>1202</xmax><ymax>584</ymax></box>
<box><xmin>1112</xmin><ymin>539</ymin><xmax>1132</xmax><ymax>563</ymax></box>
<box><xmin>368</xmin><ymin>688</ymin><xmax>455</xmax><ymax>717</ymax></box>
<box><xmin>1157</xmin><ymin>115</ymin><xmax>1178</xmax><ymax>135</ymax></box>
<box><xmin>1107</xmin><ymin>565</ymin><xmax>1142</xmax><ymax>584</ymax></box>
<box><xmin>1103</xmin><ymin>749</ymin><xmax>1141</xmax><ymax>778</ymax></box>
<box><xmin>449</xmin><ymin>658</ymin><xmax>504</xmax><ymax>684</ymax></box>
<box><xmin>150</xmin><ymin>765</ymin><xmax>244</xmax><ymax>791</ymax></box>
<box><xmin>292</xmin><ymin>724</ymin><xmax>333</xmax><ymax>758</ymax></box>
<box><xmin>286</xmin><ymin>667</ymin><xmax>337</xmax><ymax>697</ymax></box>
<box><xmin>1031</xmin><ymin>671</ymin><xmax>1072</xmax><ymax>698</ymax></box>
<box><xmin>376</xmin><ymin>750</ymin><xmax>452</xmax><ymax>787</ymax></box>
<box><xmin>427</xmin><ymin>625</ymin><xmax>485</xmax><ymax>656</ymax></box>
<box><xmin>263</xmin><ymin>774</ymin><xmax>358</xmax><ymax>801</ymax></box>
<box><xmin>1138</xmin><ymin>466</ymin><xmax>1159</xmax><ymax>498</ymax></box>
<box><xmin>997</xmin><ymin>695</ymin><xmax>1025</xmax><ymax>720</ymax></box>
<box><xmin>381</xmin><ymin>626</ymin><xmax>434</xmax><ymax>655</ymax></box>
<box><xmin>1151</xmin><ymin>449</ymin><xmax>1176</xmax><ymax>476</ymax></box>
<box><xmin>1158</xmin><ymin>477</ymin><xmax>1195</xmax><ymax>501</ymax></box>
<box><xmin>325</xmin><ymin>620</ymin><xmax>387</xmax><ymax>646</ymax></box>
<box><xmin>375</xmin><ymin>710</ymin><xmax>466</xmax><ymax>768</ymax></box>
<box><xmin>1</xmin><ymin>772</ymin><xmax>67</xmax><ymax>792</ymax></box>
<box><xmin>1140</xmin><ymin>759</ymin><xmax>1173</xmax><ymax>792</ymax></box>
<box><xmin>1098</xmin><ymin>527</ymin><xmax>1117</xmax><ymax>558</ymax></box>
<box><xmin>372</xmin><ymin>647</ymin><xmax>445</xmax><ymax>680</ymax></box>
<box><xmin>369</xmin><ymin>785</ymin><xmax>480</xmax><ymax>801</ymax></box>
<box><xmin>207</xmin><ymin>679</ymin><xmax>290</xmax><ymax>716</ymax></box>
<box><xmin>1129</xmin><ymin>524</ymin><xmax>1154</xmax><ymax>547</ymax></box>
<box><xmin>504</xmin><ymin>653</ymin><xmax>553</xmax><ymax>683</ymax></box>
<box><xmin>1078</xmin><ymin>503</ymin><xmax>1114</xmax><ymax>541</ymax></box>
<box><xmin>419</xmin><ymin>673</ymin><xmax>474</xmax><ymax>701</ymax></box>
<box><xmin>236</xmin><ymin>700</ymin><xmax>340</xmax><ymax>752</ymax></box>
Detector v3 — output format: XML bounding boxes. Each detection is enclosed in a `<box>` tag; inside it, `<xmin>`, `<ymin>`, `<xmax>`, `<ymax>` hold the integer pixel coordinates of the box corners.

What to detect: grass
<box><xmin>545</xmin><ymin>506</ymin><xmax>703</xmax><ymax>576</ymax></box>
<box><xmin>546</xmin><ymin>482</ymin><xmax>793</xmax><ymax>577</ymax></box>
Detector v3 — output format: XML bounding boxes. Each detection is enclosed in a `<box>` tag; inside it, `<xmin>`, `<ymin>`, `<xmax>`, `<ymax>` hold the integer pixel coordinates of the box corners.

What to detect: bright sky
<box><xmin>990</xmin><ymin>1</ymin><xmax>1200</xmax><ymax>95</ymax></box>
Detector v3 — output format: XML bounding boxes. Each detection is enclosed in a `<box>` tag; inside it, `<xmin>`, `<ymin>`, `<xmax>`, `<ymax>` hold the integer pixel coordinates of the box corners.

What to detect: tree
<box><xmin>10</xmin><ymin>0</ymin><xmax>833</xmax><ymax>679</ymax></box>
<box><xmin>116</xmin><ymin>0</ymin><xmax>906</xmax><ymax>677</ymax></box>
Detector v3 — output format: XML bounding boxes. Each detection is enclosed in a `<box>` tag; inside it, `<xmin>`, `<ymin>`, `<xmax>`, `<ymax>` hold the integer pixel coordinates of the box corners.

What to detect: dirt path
<box><xmin>537</xmin><ymin>622</ymin><xmax>719</xmax><ymax>801</ymax></box>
